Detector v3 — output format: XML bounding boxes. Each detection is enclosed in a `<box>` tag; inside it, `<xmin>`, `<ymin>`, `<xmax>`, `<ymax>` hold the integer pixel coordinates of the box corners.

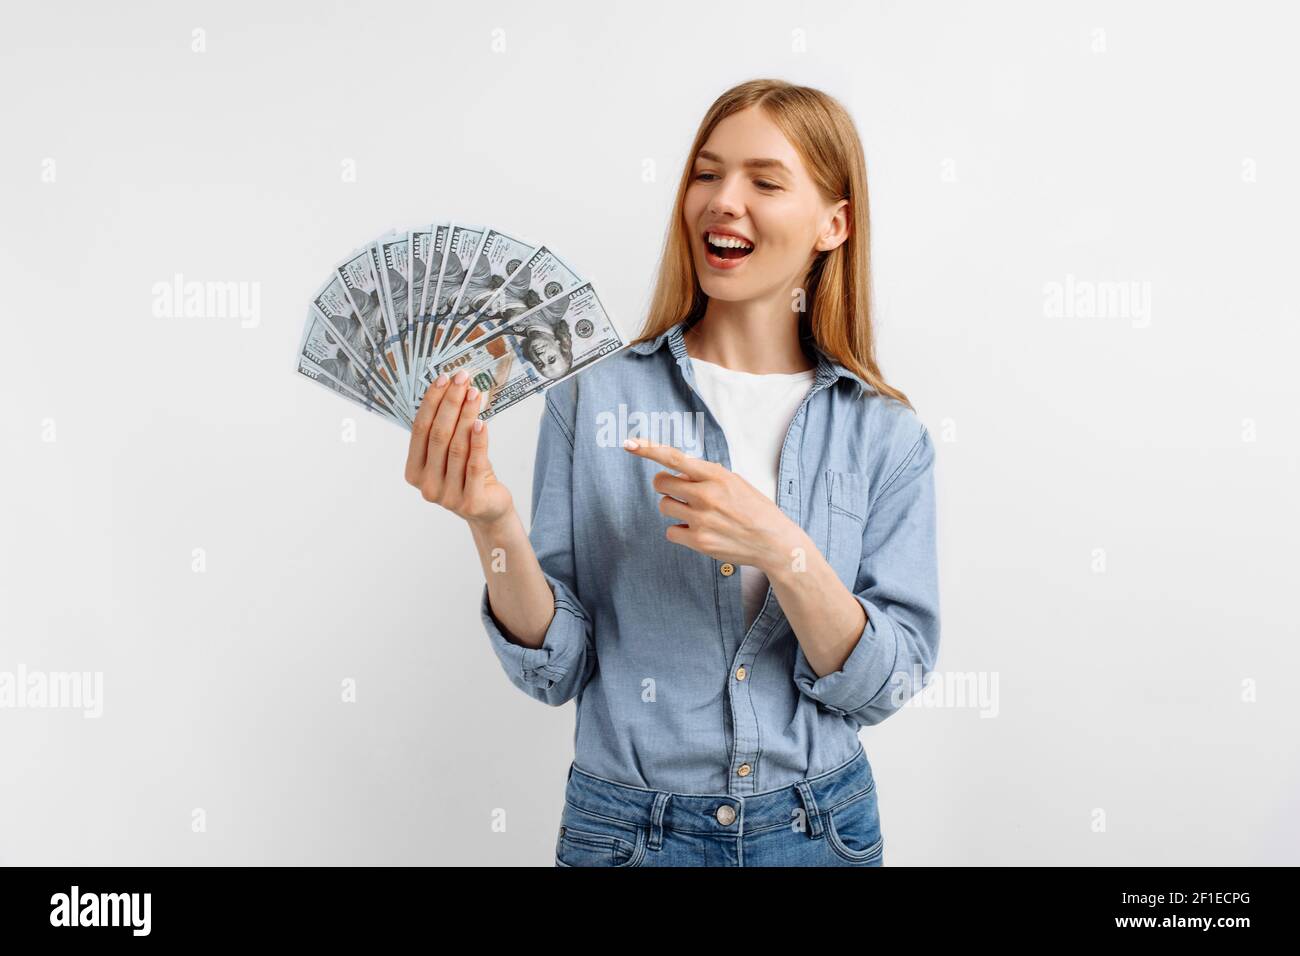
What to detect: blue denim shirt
<box><xmin>479</xmin><ymin>317</ymin><xmax>941</xmax><ymax>796</ymax></box>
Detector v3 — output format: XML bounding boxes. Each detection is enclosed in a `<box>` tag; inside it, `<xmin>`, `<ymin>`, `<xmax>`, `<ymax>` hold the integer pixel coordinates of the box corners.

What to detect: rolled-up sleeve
<box><xmin>794</xmin><ymin>423</ymin><xmax>941</xmax><ymax>727</ymax></box>
<box><xmin>480</xmin><ymin>380</ymin><xmax>597</xmax><ymax>707</ymax></box>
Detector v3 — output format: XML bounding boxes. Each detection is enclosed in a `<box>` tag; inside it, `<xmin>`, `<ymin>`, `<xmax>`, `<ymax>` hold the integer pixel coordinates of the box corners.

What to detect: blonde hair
<box><xmin>633</xmin><ymin>78</ymin><xmax>911</xmax><ymax>410</ymax></box>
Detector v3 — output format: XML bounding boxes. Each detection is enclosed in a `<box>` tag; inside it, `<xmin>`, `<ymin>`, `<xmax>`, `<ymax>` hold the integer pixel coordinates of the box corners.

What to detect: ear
<box><xmin>815</xmin><ymin>199</ymin><xmax>851</xmax><ymax>253</ymax></box>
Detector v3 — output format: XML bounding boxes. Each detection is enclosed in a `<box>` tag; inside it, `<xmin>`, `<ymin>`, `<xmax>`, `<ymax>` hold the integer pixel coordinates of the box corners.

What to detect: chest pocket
<box><xmin>824</xmin><ymin>469</ymin><xmax>870</xmax><ymax>590</ymax></box>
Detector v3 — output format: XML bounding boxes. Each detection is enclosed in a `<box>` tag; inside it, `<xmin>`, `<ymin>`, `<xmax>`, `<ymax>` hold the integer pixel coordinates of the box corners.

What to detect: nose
<box><xmin>707</xmin><ymin>173</ymin><xmax>746</xmax><ymax>219</ymax></box>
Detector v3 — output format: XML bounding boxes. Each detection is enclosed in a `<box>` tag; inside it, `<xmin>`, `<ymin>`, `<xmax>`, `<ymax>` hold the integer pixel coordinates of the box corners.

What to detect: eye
<box><xmin>694</xmin><ymin>171</ymin><xmax>719</xmax><ymax>182</ymax></box>
<box><xmin>755</xmin><ymin>180</ymin><xmax>780</xmax><ymax>191</ymax></box>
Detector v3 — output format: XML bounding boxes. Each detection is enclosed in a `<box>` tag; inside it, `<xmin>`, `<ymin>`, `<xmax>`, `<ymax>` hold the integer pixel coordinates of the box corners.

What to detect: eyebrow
<box><xmin>696</xmin><ymin>149</ymin><xmax>793</xmax><ymax>175</ymax></box>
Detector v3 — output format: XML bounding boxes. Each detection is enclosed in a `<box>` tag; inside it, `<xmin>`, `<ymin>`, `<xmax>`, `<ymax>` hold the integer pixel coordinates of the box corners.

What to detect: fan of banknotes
<box><xmin>295</xmin><ymin>223</ymin><xmax>624</xmax><ymax>429</ymax></box>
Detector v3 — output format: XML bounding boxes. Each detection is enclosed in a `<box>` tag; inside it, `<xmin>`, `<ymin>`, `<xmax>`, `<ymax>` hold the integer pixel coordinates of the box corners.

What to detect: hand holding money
<box><xmin>404</xmin><ymin>368</ymin><xmax>513</xmax><ymax>526</ymax></box>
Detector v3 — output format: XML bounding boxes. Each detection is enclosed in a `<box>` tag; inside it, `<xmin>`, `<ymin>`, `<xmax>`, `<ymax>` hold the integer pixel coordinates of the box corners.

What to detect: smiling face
<box><xmin>683</xmin><ymin>105</ymin><xmax>848</xmax><ymax>305</ymax></box>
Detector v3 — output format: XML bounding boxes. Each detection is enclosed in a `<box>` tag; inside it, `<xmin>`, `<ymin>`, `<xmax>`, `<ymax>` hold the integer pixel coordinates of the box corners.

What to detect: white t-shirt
<box><xmin>688</xmin><ymin>356</ymin><xmax>816</xmax><ymax>632</ymax></box>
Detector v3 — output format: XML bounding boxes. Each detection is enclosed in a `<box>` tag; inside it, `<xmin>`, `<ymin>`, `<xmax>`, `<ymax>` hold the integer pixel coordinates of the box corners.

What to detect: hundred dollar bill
<box><xmin>412</xmin><ymin>223</ymin><xmax>449</xmax><ymax>390</ymax></box>
<box><xmin>311</xmin><ymin>271</ymin><xmax>408</xmax><ymax>417</ymax></box>
<box><xmin>307</xmin><ymin>303</ymin><xmax>411</xmax><ymax>426</ymax></box>
<box><xmin>427</xmin><ymin>282</ymin><xmax>624</xmax><ymax>420</ymax></box>
<box><xmin>437</xmin><ymin>227</ymin><xmax>539</xmax><ymax>360</ymax></box>
<box><xmin>420</xmin><ymin>223</ymin><xmax>486</xmax><ymax>364</ymax></box>
<box><xmin>378</xmin><ymin>232</ymin><xmax>417</xmax><ymax>404</ymax></box>
<box><xmin>408</xmin><ymin>225</ymin><xmax>437</xmax><ymax>391</ymax></box>
<box><xmin>335</xmin><ymin>245</ymin><xmax>411</xmax><ymax>416</ymax></box>
<box><xmin>297</xmin><ymin>355</ymin><xmax>409</xmax><ymax>429</ymax></box>
<box><xmin>365</xmin><ymin>238</ymin><xmax>414</xmax><ymax>403</ymax></box>
<box><xmin>438</xmin><ymin>245</ymin><xmax>584</xmax><ymax>361</ymax></box>
<box><xmin>296</xmin><ymin>306</ymin><xmax>409</xmax><ymax>428</ymax></box>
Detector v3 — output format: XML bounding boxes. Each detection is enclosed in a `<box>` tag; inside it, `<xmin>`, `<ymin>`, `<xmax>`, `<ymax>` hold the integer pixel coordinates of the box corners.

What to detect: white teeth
<box><xmin>707</xmin><ymin>232</ymin><xmax>753</xmax><ymax>250</ymax></box>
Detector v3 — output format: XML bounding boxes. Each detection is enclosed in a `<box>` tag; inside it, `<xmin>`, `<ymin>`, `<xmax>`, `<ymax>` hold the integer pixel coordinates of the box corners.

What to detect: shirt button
<box><xmin>720</xmin><ymin>562</ymin><xmax>735</xmax><ymax>576</ymax></box>
<box><xmin>735</xmin><ymin>666</ymin><xmax>747</xmax><ymax>681</ymax></box>
<box><xmin>715</xmin><ymin>804</ymin><xmax>736</xmax><ymax>826</ymax></box>
<box><xmin>737</xmin><ymin>763</ymin><xmax>751</xmax><ymax>777</ymax></box>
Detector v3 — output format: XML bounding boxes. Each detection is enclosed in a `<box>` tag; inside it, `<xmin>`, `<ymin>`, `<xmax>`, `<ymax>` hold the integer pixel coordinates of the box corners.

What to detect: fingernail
<box><xmin>434</xmin><ymin>373</ymin><xmax>448</xmax><ymax>387</ymax></box>
<box><xmin>622</xmin><ymin>438</ymin><xmax>638</xmax><ymax>450</ymax></box>
<box><xmin>453</xmin><ymin>370</ymin><xmax>469</xmax><ymax>385</ymax></box>
<box><xmin>467</xmin><ymin>386</ymin><xmax>479</xmax><ymax>400</ymax></box>
<box><xmin>473</xmin><ymin>419</ymin><xmax>484</xmax><ymax>433</ymax></box>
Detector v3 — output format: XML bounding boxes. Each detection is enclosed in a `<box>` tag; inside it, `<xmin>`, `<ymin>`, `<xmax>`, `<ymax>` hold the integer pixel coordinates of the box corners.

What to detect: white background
<box><xmin>1</xmin><ymin>0</ymin><xmax>1296</xmax><ymax>865</ymax></box>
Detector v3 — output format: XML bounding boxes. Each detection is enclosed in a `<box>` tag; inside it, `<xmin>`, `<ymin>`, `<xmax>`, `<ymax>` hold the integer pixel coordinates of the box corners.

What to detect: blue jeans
<box><xmin>554</xmin><ymin>744</ymin><xmax>884</xmax><ymax>867</ymax></box>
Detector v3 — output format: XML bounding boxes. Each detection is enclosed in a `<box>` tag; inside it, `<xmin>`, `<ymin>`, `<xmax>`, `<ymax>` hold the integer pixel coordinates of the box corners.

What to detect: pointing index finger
<box><xmin>621</xmin><ymin>437</ymin><xmax>714</xmax><ymax>479</ymax></box>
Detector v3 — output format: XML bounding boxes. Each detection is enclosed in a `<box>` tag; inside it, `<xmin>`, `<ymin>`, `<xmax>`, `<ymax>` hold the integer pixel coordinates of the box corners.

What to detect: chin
<box><xmin>698</xmin><ymin>280</ymin><xmax>750</xmax><ymax>301</ymax></box>
<box><xmin>694</xmin><ymin>260</ymin><xmax>746</xmax><ymax>299</ymax></box>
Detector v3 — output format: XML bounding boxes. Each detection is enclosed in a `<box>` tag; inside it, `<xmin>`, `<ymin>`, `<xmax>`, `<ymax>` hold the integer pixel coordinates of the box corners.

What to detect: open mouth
<box><xmin>703</xmin><ymin>231</ymin><xmax>755</xmax><ymax>261</ymax></box>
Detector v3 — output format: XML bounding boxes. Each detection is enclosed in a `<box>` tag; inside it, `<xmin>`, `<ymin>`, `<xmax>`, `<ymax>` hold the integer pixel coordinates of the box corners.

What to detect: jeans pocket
<box><xmin>555</xmin><ymin>804</ymin><xmax>647</xmax><ymax>868</ymax></box>
<box><xmin>824</xmin><ymin>784</ymin><xmax>884</xmax><ymax>865</ymax></box>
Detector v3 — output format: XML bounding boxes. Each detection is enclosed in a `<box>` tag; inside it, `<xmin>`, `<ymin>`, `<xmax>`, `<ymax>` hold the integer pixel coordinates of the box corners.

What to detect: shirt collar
<box><xmin>627</xmin><ymin>318</ymin><xmax>873</xmax><ymax>395</ymax></box>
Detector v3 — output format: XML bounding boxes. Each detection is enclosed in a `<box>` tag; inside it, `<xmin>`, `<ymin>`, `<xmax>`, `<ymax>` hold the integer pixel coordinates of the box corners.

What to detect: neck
<box><xmin>685</xmin><ymin>292</ymin><xmax>813</xmax><ymax>374</ymax></box>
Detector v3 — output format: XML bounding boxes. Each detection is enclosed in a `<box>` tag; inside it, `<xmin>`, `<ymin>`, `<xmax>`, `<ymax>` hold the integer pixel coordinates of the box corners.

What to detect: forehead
<box><xmin>696</xmin><ymin>107</ymin><xmax>804</xmax><ymax>174</ymax></box>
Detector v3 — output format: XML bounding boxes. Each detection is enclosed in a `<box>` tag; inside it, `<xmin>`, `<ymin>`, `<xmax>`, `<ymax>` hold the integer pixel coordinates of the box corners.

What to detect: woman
<box><xmin>404</xmin><ymin>79</ymin><xmax>940</xmax><ymax>867</ymax></box>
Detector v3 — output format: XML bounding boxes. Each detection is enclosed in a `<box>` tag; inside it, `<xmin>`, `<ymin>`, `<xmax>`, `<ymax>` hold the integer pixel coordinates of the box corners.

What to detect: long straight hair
<box><xmin>633</xmin><ymin>78</ymin><xmax>911</xmax><ymax>410</ymax></box>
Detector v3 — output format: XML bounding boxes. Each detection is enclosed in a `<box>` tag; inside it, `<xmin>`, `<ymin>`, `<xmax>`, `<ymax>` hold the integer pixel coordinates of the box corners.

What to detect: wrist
<box><xmin>467</xmin><ymin>507</ymin><xmax>518</xmax><ymax>542</ymax></box>
<box><xmin>758</xmin><ymin>523</ymin><xmax>814</xmax><ymax>583</ymax></box>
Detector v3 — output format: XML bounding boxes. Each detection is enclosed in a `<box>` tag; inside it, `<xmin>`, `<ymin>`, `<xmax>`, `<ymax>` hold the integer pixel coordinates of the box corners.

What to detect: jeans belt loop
<box><xmin>794</xmin><ymin>780</ymin><xmax>825</xmax><ymax>839</ymax></box>
<box><xmin>648</xmin><ymin>791</ymin><xmax>671</xmax><ymax>850</ymax></box>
